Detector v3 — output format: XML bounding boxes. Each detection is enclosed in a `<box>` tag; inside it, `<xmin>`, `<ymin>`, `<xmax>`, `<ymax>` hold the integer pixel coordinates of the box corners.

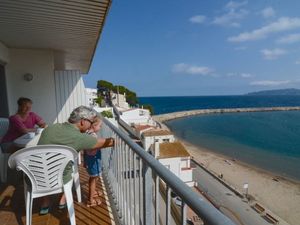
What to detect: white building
<box><xmin>0</xmin><ymin>1</ymin><xmax>110</xmax><ymax>123</ymax></box>
<box><xmin>130</xmin><ymin>124</ymin><xmax>155</xmax><ymax>139</ymax></box>
<box><xmin>111</xmin><ymin>92</ymin><xmax>129</xmax><ymax>109</ymax></box>
<box><xmin>120</xmin><ymin>108</ymin><xmax>155</xmax><ymax>126</ymax></box>
<box><xmin>153</xmin><ymin>142</ymin><xmax>194</xmax><ymax>187</ymax></box>
<box><xmin>118</xmin><ymin>108</ymin><xmax>157</xmax><ymax>138</ymax></box>
<box><xmin>86</xmin><ymin>88</ymin><xmax>98</xmax><ymax>107</ymax></box>
<box><xmin>141</xmin><ymin>129</ymin><xmax>175</xmax><ymax>151</ymax></box>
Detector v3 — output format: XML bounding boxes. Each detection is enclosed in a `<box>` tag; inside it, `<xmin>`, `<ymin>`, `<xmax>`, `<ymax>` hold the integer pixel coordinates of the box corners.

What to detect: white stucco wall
<box><xmin>180</xmin><ymin>158</ymin><xmax>190</xmax><ymax>168</ymax></box>
<box><xmin>159</xmin><ymin>157</ymin><xmax>193</xmax><ymax>185</ymax></box>
<box><xmin>180</xmin><ymin>169</ymin><xmax>193</xmax><ymax>184</ymax></box>
<box><xmin>54</xmin><ymin>70</ymin><xmax>87</xmax><ymax>123</ymax></box>
<box><xmin>111</xmin><ymin>93</ymin><xmax>129</xmax><ymax>109</ymax></box>
<box><xmin>0</xmin><ymin>41</ymin><xmax>9</xmax><ymax>64</ymax></box>
<box><xmin>5</xmin><ymin>48</ymin><xmax>57</xmax><ymax>123</ymax></box>
<box><xmin>159</xmin><ymin>157</ymin><xmax>181</xmax><ymax>178</ymax></box>
<box><xmin>3</xmin><ymin>48</ymin><xmax>87</xmax><ymax>124</ymax></box>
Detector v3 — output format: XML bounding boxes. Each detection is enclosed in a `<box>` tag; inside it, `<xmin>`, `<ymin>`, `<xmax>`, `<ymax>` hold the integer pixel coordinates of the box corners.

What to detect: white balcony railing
<box><xmin>100</xmin><ymin>116</ymin><xmax>235</xmax><ymax>225</ymax></box>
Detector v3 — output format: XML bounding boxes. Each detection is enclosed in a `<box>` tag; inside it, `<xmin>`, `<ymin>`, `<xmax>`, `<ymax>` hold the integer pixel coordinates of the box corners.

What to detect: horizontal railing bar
<box><xmin>102</xmin><ymin>117</ymin><xmax>235</xmax><ymax>225</ymax></box>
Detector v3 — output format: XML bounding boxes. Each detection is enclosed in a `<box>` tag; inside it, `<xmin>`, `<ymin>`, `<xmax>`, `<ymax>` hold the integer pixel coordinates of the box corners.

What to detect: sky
<box><xmin>84</xmin><ymin>0</ymin><xmax>300</xmax><ymax>96</ymax></box>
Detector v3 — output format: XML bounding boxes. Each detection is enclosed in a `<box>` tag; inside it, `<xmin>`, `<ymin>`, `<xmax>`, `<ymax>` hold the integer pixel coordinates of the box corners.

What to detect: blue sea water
<box><xmin>139</xmin><ymin>96</ymin><xmax>300</xmax><ymax>181</ymax></box>
<box><xmin>139</xmin><ymin>95</ymin><xmax>300</xmax><ymax>115</ymax></box>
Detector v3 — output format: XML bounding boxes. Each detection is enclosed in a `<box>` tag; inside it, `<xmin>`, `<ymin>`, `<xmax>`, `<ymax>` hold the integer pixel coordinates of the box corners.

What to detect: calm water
<box><xmin>139</xmin><ymin>95</ymin><xmax>300</xmax><ymax>115</ymax></box>
<box><xmin>139</xmin><ymin>96</ymin><xmax>300</xmax><ymax>180</ymax></box>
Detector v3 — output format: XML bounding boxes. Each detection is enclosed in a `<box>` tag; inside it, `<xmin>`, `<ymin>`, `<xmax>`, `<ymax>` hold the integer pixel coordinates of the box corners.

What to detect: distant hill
<box><xmin>246</xmin><ymin>88</ymin><xmax>300</xmax><ymax>96</ymax></box>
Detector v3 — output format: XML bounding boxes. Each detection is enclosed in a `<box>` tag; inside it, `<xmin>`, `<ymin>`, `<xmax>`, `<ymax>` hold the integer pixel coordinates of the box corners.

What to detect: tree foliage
<box><xmin>97</xmin><ymin>80</ymin><xmax>139</xmax><ymax>106</ymax></box>
<box><xmin>97</xmin><ymin>80</ymin><xmax>113</xmax><ymax>91</ymax></box>
<box><xmin>94</xmin><ymin>96</ymin><xmax>103</xmax><ymax>106</ymax></box>
<box><xmin>101</xmin><ymin>110</ymin><xmax>113</xmax><ymax>118</ymax></box>
<box><xmin>142</xmin><ymin>104</ymin><xmax>154</xmax><ymax>115</ymax></box>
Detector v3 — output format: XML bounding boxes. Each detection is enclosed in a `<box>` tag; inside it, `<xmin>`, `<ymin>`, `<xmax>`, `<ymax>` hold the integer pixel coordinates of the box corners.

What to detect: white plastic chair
<box><xmin>0</xmin><ymin>117</ymin><xmax>9</xmax><ymax>183</ymax></box>
<box><xmin>8</xmin><ymin>145</ymin><xmax>80</xmax><ymax>225</ymax></box>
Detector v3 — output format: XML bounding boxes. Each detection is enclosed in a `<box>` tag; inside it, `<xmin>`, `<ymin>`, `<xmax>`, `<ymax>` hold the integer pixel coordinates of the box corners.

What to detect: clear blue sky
<box><xmin>84</xmin><ymin>0</ymin><xmax>300</xmax><ymax>96</ymax></box>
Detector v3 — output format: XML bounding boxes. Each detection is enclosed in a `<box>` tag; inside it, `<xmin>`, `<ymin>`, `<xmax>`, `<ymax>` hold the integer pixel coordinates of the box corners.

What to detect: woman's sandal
<box><xmin>39</xmin><ymin>206</ymin><xmax>50</xmax><ymax>215</ymax></box>
<box><xmin>87</xmin><ymin>198</ymin><xmax>102</xmax><ymax>207</ymax></box>
<box><xmin>58</xmin><ymin>203</ymin><xmax>67</xmax><ymax>210</ymax></box>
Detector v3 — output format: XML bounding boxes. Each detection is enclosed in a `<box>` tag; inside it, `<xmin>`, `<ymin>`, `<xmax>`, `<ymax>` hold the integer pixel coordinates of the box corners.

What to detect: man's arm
<box><xmin>92</xmin><ymin>137</ymin><xmax>114</xmax><ymax>149</ymax></box>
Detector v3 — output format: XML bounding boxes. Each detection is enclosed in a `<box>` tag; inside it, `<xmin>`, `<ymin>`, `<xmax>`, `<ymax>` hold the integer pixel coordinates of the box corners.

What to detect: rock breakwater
<box><xmin>153</xmin><ymin>106</ymin><xmax>300</xmax><ymax>122</ymax></box>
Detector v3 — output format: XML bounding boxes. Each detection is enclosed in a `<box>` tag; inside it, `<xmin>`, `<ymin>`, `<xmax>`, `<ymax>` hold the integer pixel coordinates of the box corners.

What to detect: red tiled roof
<box><xmin>134</xmin><ymin>124</ymin><xmax>154</xmax><ymax>131</ymax></box>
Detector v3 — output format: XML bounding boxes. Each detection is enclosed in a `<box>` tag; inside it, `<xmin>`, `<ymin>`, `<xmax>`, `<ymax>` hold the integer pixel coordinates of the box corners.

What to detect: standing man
<box><xmin>37</xmin><ymin>105</ymin><xmax>114</xmax><ymax>215</ymax></box>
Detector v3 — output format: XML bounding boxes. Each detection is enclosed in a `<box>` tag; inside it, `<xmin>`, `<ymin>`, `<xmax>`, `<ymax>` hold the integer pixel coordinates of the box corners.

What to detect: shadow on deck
<box><xmin>0</xmin><ymin>165</ymin><xmax>115</xmax><ymax>225</ymax></box>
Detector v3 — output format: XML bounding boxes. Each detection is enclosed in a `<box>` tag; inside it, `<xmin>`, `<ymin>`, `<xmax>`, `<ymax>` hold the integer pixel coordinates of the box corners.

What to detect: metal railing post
<box><xmin>143</xmin><ymin>163</ymin><xmax>152</xmax><ymax>225</ymax></box>
<box><xmin>101</xmin><ymin>115</ymin><xmax>236</xmax><ymax>225</ymax></box>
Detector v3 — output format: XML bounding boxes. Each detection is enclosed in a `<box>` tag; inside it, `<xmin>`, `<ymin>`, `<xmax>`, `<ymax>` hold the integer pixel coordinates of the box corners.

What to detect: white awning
<box><xmin>0</xmin><ymin>0</ymin><xmax>111</xmax><ymax>73</ymax></box>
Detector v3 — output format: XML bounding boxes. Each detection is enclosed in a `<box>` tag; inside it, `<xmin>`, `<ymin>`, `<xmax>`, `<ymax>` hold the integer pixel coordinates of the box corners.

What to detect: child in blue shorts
<box><xmin>84</xmin><ymin>117</ymin><xmax>113</xmax><ymax>207</ymax></box>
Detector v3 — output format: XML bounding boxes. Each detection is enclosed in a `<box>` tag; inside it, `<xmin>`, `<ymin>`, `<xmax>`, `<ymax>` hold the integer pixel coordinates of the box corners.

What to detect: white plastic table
<box><xmin>13</xmin><ymin>133</ymin><xmax>41</xmax><ymax>148</ymax></box>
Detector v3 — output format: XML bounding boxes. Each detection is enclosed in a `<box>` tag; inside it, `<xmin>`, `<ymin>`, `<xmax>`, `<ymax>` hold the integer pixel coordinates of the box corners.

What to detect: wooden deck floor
<box><xmin>0</xmin><ymin>165</ymin><xmax>116</xmax><ymax>225</ymax></box>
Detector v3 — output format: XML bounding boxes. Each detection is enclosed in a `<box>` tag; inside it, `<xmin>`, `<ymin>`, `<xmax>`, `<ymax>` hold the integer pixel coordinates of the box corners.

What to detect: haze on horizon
<box><xmin>84</xmin><ymin>0</ymin><xmax>300</xmax><ymax>97</ymax></box>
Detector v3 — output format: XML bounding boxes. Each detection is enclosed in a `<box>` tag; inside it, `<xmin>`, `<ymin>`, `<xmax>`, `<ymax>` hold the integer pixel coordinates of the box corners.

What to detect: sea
<box><xmin>139</xmin><ymin>96</ymin><xmax>300</xmax><ymax>181</ymax></box>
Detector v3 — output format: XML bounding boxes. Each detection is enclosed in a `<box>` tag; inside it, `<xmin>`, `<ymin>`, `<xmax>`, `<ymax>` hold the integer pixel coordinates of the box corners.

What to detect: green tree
<box><xmin>142</xmin><ymin>104</ymin><xmax>154</xmax><ymax>115</ymax></box>
<box><xmin>97</xmin><ymin>80</ymin><xmax>113</xmax><ymax>91</ymax></box>
<box><xmin>112</xmin><ymin>85</ymin><xmax>127</xmax><ymax>94</ymax></box>
<box><xmin>96</xmin><ymin>80</ymin><xmax>139</xmax><ymax>106</ymax></box>
<box><xmin>101</xmin><ymin>110</ymin><xmax>113</xmax><ymax>118</ymax></box>
<box><xmin>126</xmin><ymin>91</ymin><xmax>138</xmax><ymax>106</ymax></box>
<box><xmin>94</xmin><ymin>96</ymin><xmax>103</xmax><ymax>106</ymax></box>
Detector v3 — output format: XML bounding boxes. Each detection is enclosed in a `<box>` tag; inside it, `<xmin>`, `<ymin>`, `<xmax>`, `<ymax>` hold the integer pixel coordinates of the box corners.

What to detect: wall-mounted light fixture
<box><xmin>23</xmin><ymin>73</ymin><xmax>33</xmax><ymax>82</ymax></box>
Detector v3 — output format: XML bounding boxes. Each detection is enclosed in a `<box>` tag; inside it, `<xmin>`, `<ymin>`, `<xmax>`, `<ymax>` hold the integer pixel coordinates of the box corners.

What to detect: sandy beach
<box><xmin>154</xmin><ymin>112</ymin><xmax>300</xmax><ymax>225</ymax></box>
<box><xmin>181</xmin><ymin>140</ymin><xmax>300</xmax><ymax>225</ymax></box>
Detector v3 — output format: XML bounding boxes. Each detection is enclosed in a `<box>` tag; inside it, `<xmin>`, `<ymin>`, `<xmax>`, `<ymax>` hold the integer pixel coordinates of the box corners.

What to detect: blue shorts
<box><xmin>84</xmin><ymin>151</ymin><xmax>102</xmax><ymax>177</ymax></box>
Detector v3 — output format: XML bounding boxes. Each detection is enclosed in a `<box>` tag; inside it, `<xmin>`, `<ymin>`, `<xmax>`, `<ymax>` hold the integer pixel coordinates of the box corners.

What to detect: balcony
<box><xmin>0</xmin><ymin>163</ymin><xmax>115</xmax><ymax>225</ymax></box>
<box><xmin>0</xmin><ymin>118</ymin><xmax>235</xmax><ymax>225</ymax></box>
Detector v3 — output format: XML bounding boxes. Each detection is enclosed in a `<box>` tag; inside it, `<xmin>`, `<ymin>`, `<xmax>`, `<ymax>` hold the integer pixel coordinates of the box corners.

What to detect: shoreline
<box><xmin>179</xmin><ymin>136</ymin><xmax>300</xmax><ymax>185</ymax></box>
<box><xmin>177</xmin><ymin>136</ymin><xmax>300</xmax><ymax>185</ymax></box>
<box><xmin>159</xmin><ymin>121</ymin><xmax>300</xmax><ymax>225</ymax></box>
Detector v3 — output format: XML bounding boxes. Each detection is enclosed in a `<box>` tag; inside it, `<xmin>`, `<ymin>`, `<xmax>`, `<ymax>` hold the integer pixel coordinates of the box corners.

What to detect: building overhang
<box><xmin>0</xmin><ymin>0</ymin><xmax>111</xmax><ymax>73</ymax></box>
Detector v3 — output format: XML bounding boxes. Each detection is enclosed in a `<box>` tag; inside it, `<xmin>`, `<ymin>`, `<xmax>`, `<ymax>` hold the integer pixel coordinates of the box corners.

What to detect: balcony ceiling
<box><xmin>0</xmin><ymin>0</ymin><xmax>111</xmax><ymax>73</ymax></box>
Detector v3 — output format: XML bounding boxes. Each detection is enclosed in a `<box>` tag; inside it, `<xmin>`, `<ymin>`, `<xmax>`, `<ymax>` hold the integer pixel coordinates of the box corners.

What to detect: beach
<box><xmin>181</xmin><ymin>140</ymin><xmax>300</xmax><ymax>225</ymax></box>
<box><xmin>154</xmin><ymin>112</ymin><xmax>300</xmax><ymax>225</ymax></box>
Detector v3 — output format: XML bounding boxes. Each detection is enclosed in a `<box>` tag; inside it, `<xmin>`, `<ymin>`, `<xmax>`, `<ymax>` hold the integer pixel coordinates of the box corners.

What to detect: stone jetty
<box><xmin>153</xmin><ymin>106</ymin><xmax>300</xmax><ymax>122</ymax></box>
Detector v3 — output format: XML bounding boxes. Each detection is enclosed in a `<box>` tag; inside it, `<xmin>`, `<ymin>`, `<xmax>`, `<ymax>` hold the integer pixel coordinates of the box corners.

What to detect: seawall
<box><xmin>153</xmin><ymin>106</ymin><xmax>300</xmax><ymax>122</ymax></box>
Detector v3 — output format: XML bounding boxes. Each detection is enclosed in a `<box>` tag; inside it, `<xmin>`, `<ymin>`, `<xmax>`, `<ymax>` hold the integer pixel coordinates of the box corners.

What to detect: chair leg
<box><xmin>25</xmin><ymin>187</ymin><xmax>33</xmax><ymax>225</ymax></box>
<box><xmin>64</xmin><ymin>181</ymin><xmax>76</xmax><ymax>225</ymax></box>
<box><xmin>73</xmin><ymin>166</ymin><xmax>82</xmax><ymax>202</ymax></box>
<box><xmin>24</xmin><ymin>178</ymin><xmax>27</xmax><ymax>204</ymax></box>
<box><xmin>77</xmin><ymin>152</ymin><xmax>81</xmax><ymax>165</ymax></box>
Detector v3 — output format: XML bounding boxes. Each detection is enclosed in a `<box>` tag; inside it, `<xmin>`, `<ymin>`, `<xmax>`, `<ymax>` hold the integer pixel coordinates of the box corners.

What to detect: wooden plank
<box><xmin>0</xmin><ymin>163</ymin><xmax>115</xmax><ymax>225</ymax></box>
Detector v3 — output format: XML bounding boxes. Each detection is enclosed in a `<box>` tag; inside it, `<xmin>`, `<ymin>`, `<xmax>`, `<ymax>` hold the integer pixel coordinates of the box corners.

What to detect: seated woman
<box><xmin>1</xmin><ymin>97</ymin><xmax>46</xmax><ymax>150</ymax></box>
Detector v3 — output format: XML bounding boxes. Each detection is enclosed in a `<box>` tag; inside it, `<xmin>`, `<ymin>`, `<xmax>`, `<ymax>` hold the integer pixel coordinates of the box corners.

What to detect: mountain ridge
<box><xmin>246</xmin><ymin>88</ymin><xmax>300</xmax><ymax>96</ymax></box>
